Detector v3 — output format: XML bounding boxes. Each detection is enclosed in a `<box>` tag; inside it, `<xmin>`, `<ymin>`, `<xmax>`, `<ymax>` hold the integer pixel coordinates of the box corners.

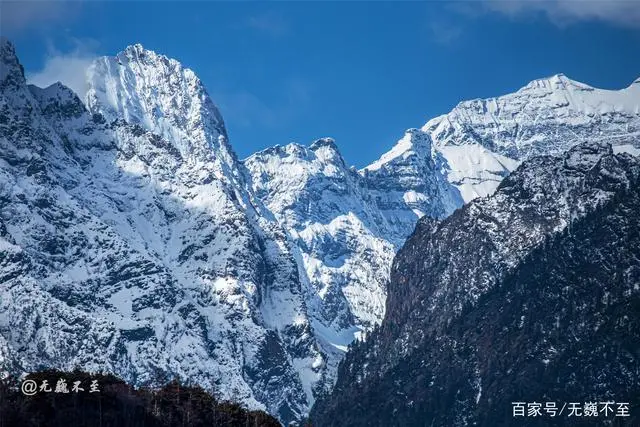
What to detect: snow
<box><xmin>437</xmin><ymin>144</ymin><xmax>521</xmax><ymax>202</ymax></box>
<box><xmin>412</xmin><ymin>73</ymin><xmax>640</xmax><ymax>202</ymax></box>
<box><xmin>0</xmin><ymin>237</ymin><xmax>21</xmax><ymax>253</ymax></box>
<box><xmin>474</xmin><ymin>366</ymin><xmax>482</xmax><ymax>404</ymax></box>
<box><xmin>613</xmin><ymin>144</ymin><xmax>640</xmax><ymax>157</ymax></box>
<box><xmin>312</xmin><ymin>320</ymin><xmax>361</xmax><ymax>353</ymax></box>
<box><xmin>0</xmin><ymin>40</ymin><xmax>320</xmax><ymax>424</ymax></box>
<box><xmin>2</xmin><ymin>37</ymin><xmax>639</xmax><ymax>424</ymax></box>
<box><xmin>366</xmin><ymin>130</ymin><xmax>420</xmax><ymax>171</ymax></box>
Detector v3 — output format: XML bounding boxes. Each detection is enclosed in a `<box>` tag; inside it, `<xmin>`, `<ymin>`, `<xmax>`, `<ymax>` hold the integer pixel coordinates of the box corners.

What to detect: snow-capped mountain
<box><xmin>243</xmin><ymin>129</ymin><xmax>461</xmax><ymax>384</ymax></box>
<box><xmin>0</xmin><ymin>39</ymin><xmax>323</xmax><ymax>424</ymax></box>
<box><xmin>370</xmin><ymin>73</ymin><xmax>640</xmax><ymax>202</ymax></box>
<box><xmin>243</xmin><ymin>139</ymin><xmax>394</xmax><ymax>388</ymax></box>
<box><xmin>2</xmin><ymin>34</ymin><xmax>640</xmax><ymax>425</ymax></box>
<box><xmin>243</xmin><ymin>124</ymin><xmax>475</xmax><ymax>384</ymax></box>
<box><xmin>251</xmin><ymin>75</ymin><xmax>640</xmax><ymax>383</ymax></box>
<box><xmin>311</xmin><ymin>141</ymin><xmax>640</xmax><ymax>426</ymax></box>
<box><xmin>85</xmin><ymin>44</ymin><xmax>239</xmax><ymax>181</ymax></box>
<box><xmin>362</xmin><ymin>128</ymin><xmax>463</xmax><ymax>244</ymax></box>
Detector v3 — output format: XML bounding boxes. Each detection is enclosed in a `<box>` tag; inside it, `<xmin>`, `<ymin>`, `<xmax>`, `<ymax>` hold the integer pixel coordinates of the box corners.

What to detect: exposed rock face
<box><xmin>310</xmin><ymin>141</ymin><xmax>640</xmax><ymax>426</ymax></box>
<box><xmin>0</xmin><ymin>38</ymin><xmax>321</xmax><ymax>424</ymax></box>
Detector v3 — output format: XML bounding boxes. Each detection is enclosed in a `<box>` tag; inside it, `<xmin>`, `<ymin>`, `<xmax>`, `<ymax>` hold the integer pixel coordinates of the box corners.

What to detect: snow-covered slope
<box><xmin>369</xmin><ymin>73</ymin><xmax>640</xmax><ymax>203</ymax></box>
<box><xmin>429</xmin><ymin>73</ymin><xmax>640</xmax><ymax>201</ymax></box>
<box><xmin>427</xmin><ymin>74</ymin><xmax>640</xmax><ymax>158</ymax></box>
<box><xmin>243</xmin><ymin>140</ymin><xmax>394</xmax><ymax>388</ymax></box>
<box><xmin>362</xmin><ymin>128</ymin><xmax>463</xmax><ymax>243</ymax></box>
<box><xmin>0</xmin><ymin>39</ymin><xmax>324</xmax><ymax>424</ymax></box>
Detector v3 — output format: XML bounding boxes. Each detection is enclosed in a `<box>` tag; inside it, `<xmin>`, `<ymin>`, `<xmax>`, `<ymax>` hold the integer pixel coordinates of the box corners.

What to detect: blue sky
<box><xmin>3</xmin><ymin>1</ymin><xmax>640</xmax><ymax>167</ymax></box>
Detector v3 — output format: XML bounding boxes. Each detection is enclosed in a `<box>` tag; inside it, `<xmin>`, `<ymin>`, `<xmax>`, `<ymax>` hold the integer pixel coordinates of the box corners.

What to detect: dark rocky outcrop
<box><xmin>310</xmin><ymin>142</ymin><xmax>640</xmax><ymax>426</ymax></box>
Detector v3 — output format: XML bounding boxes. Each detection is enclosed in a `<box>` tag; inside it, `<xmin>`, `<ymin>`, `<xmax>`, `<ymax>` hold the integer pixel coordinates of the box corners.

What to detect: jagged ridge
<box><xmin>310</xmin><ymin>141</ymin><xmax>640</xmax><ymax>426</ymax></box>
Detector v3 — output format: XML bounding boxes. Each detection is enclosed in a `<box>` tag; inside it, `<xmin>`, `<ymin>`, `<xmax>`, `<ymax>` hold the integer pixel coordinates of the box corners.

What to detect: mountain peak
<box><xmin>308</xmin><ymin>137</ymin><xmax>346</xmax><ymax>167</ymax></box>
<box><xmin>86</xmin><ymin>45</ymin><xmax>230</xmax><ymax>164</ymax></box>
<box><xmin>309</xmin><ymin>137</ymin><xmax>338</xmax><ymax>151</ymax></box>
<box><xmin>30</xmin><ymin>81</ymin><xmax>79</xmax><ymax>100</ymax></box>
<box><xmin>549</xmin><ymin>72</ymin><xmax>568</xmax><ymax>80</ymax></box>
<box><xmin>0</xmin><ymin>37</ymin><xmax>14</xmax><ymax>56</ymax></box>
<box><xmin>246</xmin><ymin>139</ymin><xmax>347</xmax><ymax>170</ymax></box>
<box><xmin>125</xmin><ymin>43</ymin><xmax>145</xmax><ymax>53</ymax></box>
<box><xmin>518</xmin><ymin>73</ymin><xmax>593</xmax><ymax>93</ymax></box>
<box><xmin>28</xmin><ymin>82</ymin><xmax>87</xmax><ymax>120</ymax></box>
<box><xmin>118</xmin><ymin>43</ymin><xmax>160</xmax><ymax>62</ymax></box>
<box><xmin>364</xmin><ymin>128</ymin><xmax>432</xmax><ymax>172</ymax></box>
<box><xmin>0</xmin><ymin>37</ymin><xmax>25</xmax><ymax>86</ymax></box>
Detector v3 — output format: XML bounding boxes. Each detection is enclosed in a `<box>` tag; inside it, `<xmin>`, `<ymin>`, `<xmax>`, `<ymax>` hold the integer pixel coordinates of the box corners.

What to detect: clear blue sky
<box><xmin>3</xmin><ymin>1</ymin><xmax>640</xmax><ymax>167</ymax></box>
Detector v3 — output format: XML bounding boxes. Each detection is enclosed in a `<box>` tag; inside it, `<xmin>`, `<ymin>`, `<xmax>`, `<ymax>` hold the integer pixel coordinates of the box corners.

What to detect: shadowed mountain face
<box><xmin>310</xmin><ymin>142</ymin><xmax>640</xmax><ymax>426</ymax></box>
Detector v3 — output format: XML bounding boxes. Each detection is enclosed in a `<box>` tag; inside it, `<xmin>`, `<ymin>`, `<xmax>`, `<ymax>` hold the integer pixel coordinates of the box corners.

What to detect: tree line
<box><xmin>0</xmin><ymin>369</ymin><xmax>281</xmax><ymax>427</ymax></box>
